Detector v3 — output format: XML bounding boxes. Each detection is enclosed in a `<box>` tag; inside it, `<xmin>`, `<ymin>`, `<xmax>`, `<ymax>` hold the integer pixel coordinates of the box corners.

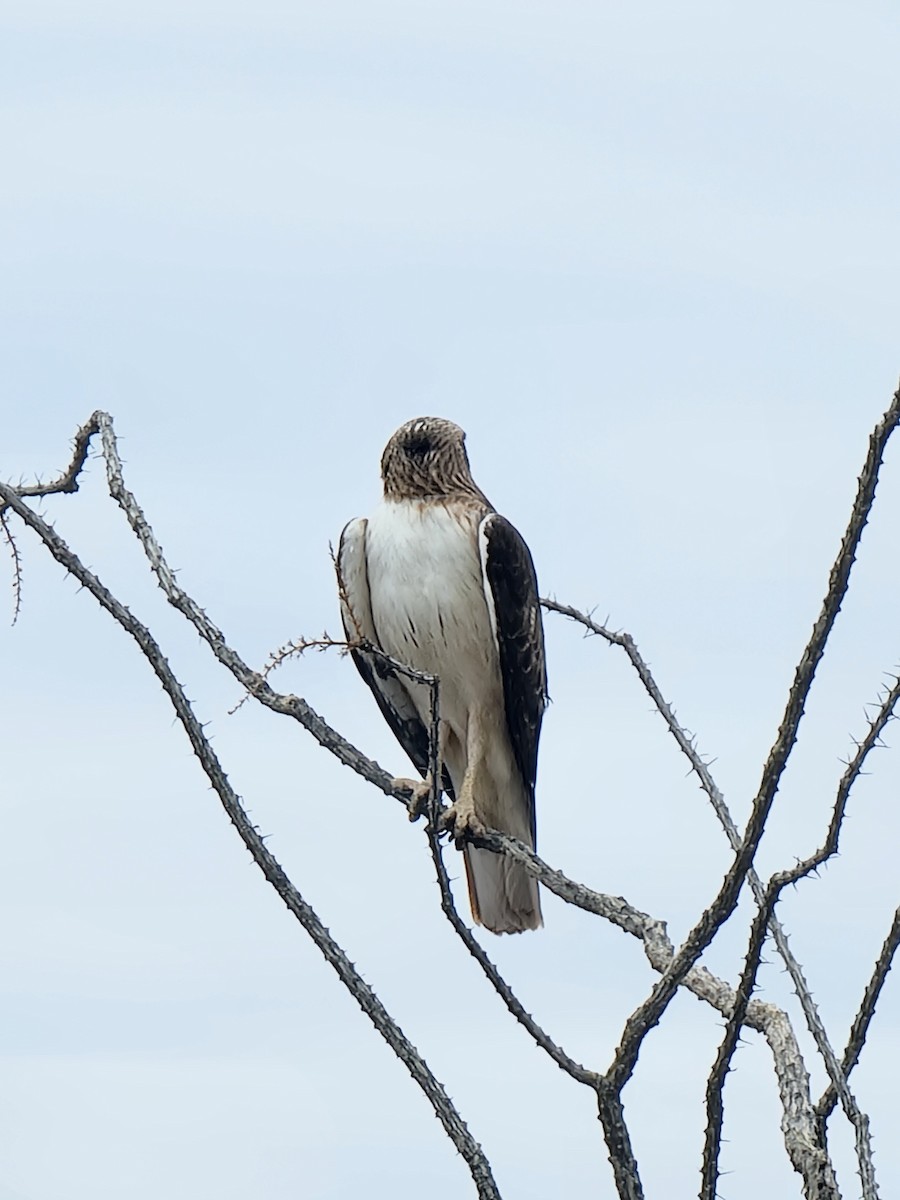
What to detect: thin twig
<box><xmin>0</xmin><ymin>509</ymin><xmax>23</xmax><ymax>625</ymax></box>
<box><xmin>782</xmin><ymin>674</ymin><xmax>900</xmax><ymax>889</ymax></box>
<box><xmin>418</xmin><ymin>671</ymin><xmax>600</xmax><ymax>1086</ymax></box>
<box><xmin>2</xmin><ymin>412</ymin><xmax>102</xmax><ymax>508</ymax></box>
<box><xmin>426</xmin><ymin>648</ymin><xmax>442</xmax><ymax>830</ymax></box>
<box><xmin>816</xmin><ymin>907</ymin><xmax>900</xmax><ymax>1131</ymax></box>
<box><xmin>361</xmin><ymin>658</ymin><xmax>606</xmax><ymax>1096</ymax></box>
<box><xmin>227</xmin><ymin>633</ymin><xmax>352</xmax><ymax>715</ymax></box>
<box><xmin>425</xmin><ymin>823</ymin><xmax>599</xmax><ymax>1085</ymax></box>
<box><xmin>333</xmin><ymin>540</ymin><xmax>365</xmax><ymax>642</ymax></box>
<box><xmin>1</xmin><ymin>411</ymin><xmax>105</xmax><ymax>621</ymax></box>
<box><xmin>540</xmin><ymin>598</ymin><xmax>725</xmax><ymax>812</ymax></box>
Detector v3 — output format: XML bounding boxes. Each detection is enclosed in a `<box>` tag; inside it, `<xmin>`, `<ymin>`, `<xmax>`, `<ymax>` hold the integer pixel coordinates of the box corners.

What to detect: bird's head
<box><xmin>381</xmin><ymin>417</ymin><xmax>489</xmax><ymax>503</ymax></box>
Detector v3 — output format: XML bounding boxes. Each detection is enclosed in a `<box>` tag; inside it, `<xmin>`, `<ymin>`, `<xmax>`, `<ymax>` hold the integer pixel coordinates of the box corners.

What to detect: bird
<box><xmin>337</xmin><ymin>416</ymin><xmax>547</xmax><ymax>934</ymax></box>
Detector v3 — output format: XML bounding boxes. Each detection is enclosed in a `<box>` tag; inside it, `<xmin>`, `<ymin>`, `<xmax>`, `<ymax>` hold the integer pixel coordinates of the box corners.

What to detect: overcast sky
<box><xmin>3</xmin><ymin>3</ymin><xmax>900</xmax><ymax>1197</ymax></box>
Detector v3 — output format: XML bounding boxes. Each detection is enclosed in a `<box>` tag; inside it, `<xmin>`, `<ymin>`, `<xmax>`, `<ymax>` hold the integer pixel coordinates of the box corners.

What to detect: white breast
<box><xmin>364</xmin><ymin>499</ymin><xmax>501</xmax><ymax>725</ymax></box>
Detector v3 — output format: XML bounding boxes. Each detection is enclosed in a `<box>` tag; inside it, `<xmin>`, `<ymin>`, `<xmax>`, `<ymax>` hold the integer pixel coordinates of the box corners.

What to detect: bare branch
<box><xmin>425</xmin><ymin>648</ymin><xmax>443</xmax><ymax>828</ymax></box>
<box><xmin>364</xmin><ymin>662</ymin><xmax>616</xmax><ymax>1150</ymax></box>
<box><xmin>610</xmin><ymin>385</ymin><xmax>899</xmax><ymax>1089</ymax></box>
<box><xmin>0</xmin><ymin>411</ymin><xmax>105</xmax><ymax>622</ymax></box>
<box><xmin>0</xmin><ymin>479</ymin><xmax>503</xmax><ymax>1200</ymax></box>
<box><xmin>333</xmin><ymin>539</ymin><xmax>365</xmax><ymax>642</ymax></box>
<box><xmin>260</xmin><ymin>631</ymin><xmax>353</xmax><ymax>672</ymax></box>
<box><xmin>783</xmin><ymin>674</ymin><xmax>900</xmax><ymax>891</ymax></box>
<box><xmin>0</xmin><ymin>508</ymin><xmax>23</xmax><ymax>625</ymax></box>
<box><xmin>816</xmin><ymin>907</ymin><xmax>900</xmax><ymax>1129</ymax></box>
<box><xmin>597</xmin><ymin>1082</ymin><xmax>645</xmax><ymax>1200</ymax></box>
<box><xmin>698</xmin><ymin>387</ymin><xmax>900</xmax><ymax>1199</ymax></box>
<box><xmin>227</xmin><ymin>632</ymin><xmax>353</xmax><ymax>715</ymax></box>
<box><xmin>2</xmin><ymin>411</ymin><xmax>101</xmax><ymax>507</ymax></box>
<box><xmin>540</xmin><ymin>598</ymin><xmax>726</xmax><ymax>816</ymax></box>
<box><xmin>702</xmin><ymin>669</ymin><xmax>900</xmax><ymax>1200</ymax></box>
<box><xmin>425</xmin><ymin>822</ymin><xmax>599</xmax><ymax>1086</ymax></box>
<box><xmin>469</xmin><ymin>829</ymin><xmax>839</xmax><ymax>1195</ymax></box>
<box><xmin>540</xmin><ymin>603</ymin><xmax>869</xmax><ymax>1187</ymax></box>
<box><xmin>701</xmin><ymin>891</ymin><xmax>846</xmax><ymax>1200</ymax></box>
<box><xmin>702</xmin><ymin>896</ymin><xmax>777</xmax><ymax>1200</ymax></box>
<box><xmin>415</xmin><ymin>667</ymin><xmax>604</xmax><ymax>1096</ymax></box>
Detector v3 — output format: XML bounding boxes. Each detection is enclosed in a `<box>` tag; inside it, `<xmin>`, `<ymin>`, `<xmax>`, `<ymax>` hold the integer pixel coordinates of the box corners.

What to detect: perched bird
<box><xmin>338</xmin><ymin>417</ymin><xmax>547</xmax><ymax>933</ymax></box>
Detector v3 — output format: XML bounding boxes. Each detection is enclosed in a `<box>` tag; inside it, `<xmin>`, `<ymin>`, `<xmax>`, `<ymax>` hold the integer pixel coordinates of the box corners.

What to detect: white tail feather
<box><xmin>464</xmin><ymin>845</ymin><xmax>542</xmax><ymax>934</ymax></box>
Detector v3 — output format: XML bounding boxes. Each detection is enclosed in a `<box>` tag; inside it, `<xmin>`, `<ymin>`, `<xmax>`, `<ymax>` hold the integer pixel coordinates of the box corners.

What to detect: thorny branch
<box><xmin>1</xmin><ymin>411</ymin><xmax>101</xmax><ymax>508</ymax></box>
<box><xmin>705</xmin><ymin>670</ymin><xmax>900</xmax><ymax>1200</ymax></box>
<box><xmin>535</xmin><ymin>610</ymin><xmax>847</xmax><ymax>1199</ymax></box>
<box><xmin>227</xmin><ymin>632</ymin><xmax>354</xmax><ymax>715</ymax></box>
<box><xmin>545</xmin><ymin>385</ymin><xmax>900</xmax><ymax>1200</ymax></box>
<box><xmin>0</xmin><ymin>410</ymin><xmax>102</xmax><ymax>622</ymax></box>
<box><xmin>0</xmin><ymin>509</ymin><xmax>22</xmax><ymax>625</ymax></box>
<box><xmin>541</xmin><ymin>596</ymin><xmax>858</xmax><ymax>1120</ymax></box>
<box><xmin>699</xmin><ymin>389</ymin><xmax>900</xmax><ymax>1200</ymax></box>
<box><xmin>5</xmin><ymin>390</ymin><xmax>900</xmax><ymax>1200</ymax></box>
<box><xmin>426</xmin><ymin>820</ymin><xmax>600</xmax><ymax>1087</ymax></box>
<box><xmin>816</xmin><ymin>906</ymin><xmax>900</xmax><ymax>1132</ymax></box>
<box><xmin>536</xmin><ymin>616</ymin><xmax>886</xmax><ymax>1192</ymax></box>
<box><xmin>399</xmin><ymin>656</ymin><xmax>607</xmax><ymax>1093</ymax></box>
<box><xmin>0</xmin><ymin>479</ymin><xmax>504</xmax><ymax>1200</ymax></box>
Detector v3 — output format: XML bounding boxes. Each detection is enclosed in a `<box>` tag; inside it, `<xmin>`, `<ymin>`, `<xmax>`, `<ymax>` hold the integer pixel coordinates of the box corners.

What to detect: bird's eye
<box><xmin>406</xmin><ymin>435</ymin><xmax>431</xmax><ymax>457</ymax></box>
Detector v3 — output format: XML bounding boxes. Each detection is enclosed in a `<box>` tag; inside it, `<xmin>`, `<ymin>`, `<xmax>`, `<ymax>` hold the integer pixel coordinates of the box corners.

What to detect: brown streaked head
<box><xmin>381</xmin><ymin>417</ymin><xmax>490</xmax><ymax>504</ymax></box>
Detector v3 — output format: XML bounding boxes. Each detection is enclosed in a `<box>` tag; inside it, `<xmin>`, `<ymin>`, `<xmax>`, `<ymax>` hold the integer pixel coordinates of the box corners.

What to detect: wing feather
<box><xmin>479</xmin><ymin>514</ymin><xmax>547</xmax><ymax>842</ymax></box>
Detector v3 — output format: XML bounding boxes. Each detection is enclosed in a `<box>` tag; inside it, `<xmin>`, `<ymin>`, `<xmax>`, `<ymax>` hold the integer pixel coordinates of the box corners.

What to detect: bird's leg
<box><xmin>441</xmin><ymin>710</ymin><xmax>487</xmax><ymax>845</ymax></box>
<box><xmin>393</xmin><ymin>776</ymin><xmax>433</xmax><ymax>822</ymax></box>
<box><xmin>394</xmin><ymin>721</ymin><xmax>449</xmax><ymax>822</ymax></box>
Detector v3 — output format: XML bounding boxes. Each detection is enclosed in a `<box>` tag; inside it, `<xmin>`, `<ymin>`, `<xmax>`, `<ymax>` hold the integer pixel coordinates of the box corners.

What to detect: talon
<box><xmin>440</xmin><ymin>803</ymin><xmax>485</xmax><ymax>846</ymax></box>
<box><xmin>392</xmin><ymin>776</ymin><xmax>433</xmax><ymax>822</ymax></box>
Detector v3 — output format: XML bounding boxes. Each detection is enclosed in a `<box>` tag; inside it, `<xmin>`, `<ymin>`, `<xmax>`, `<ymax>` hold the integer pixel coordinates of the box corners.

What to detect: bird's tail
<box><xmin>463</xmin><ymin>841</ymin><xmax>542</xmax><ymax>934</ymax></box>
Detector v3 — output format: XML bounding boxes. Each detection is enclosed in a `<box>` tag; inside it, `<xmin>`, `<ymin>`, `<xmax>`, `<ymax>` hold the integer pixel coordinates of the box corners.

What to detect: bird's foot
<box><xmin>392</xmin><ymin>776</ymin><xmax>435</xmax><ymax>822</ymax></box>
<box><xmin>440</xmin><ymin>800</ymin><xmax>485</xmax><ymax>847</ymax></box>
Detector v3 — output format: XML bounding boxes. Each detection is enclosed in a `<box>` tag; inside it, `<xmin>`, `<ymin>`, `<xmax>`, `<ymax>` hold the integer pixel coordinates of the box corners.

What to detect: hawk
<box><xmin>338</xmin><ymin>417</ymin><xmax>547</xmax><ymax>933</ymax></box>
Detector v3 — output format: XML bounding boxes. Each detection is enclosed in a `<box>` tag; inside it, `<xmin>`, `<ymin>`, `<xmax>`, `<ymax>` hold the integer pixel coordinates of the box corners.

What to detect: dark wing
<box><xmin>480</xmin><ymin>514</ymin><xmax>547</xmax><ymax>840</ymax></box>
<box><xmin>337</xmin><ymin>518</ymin><xmax>454</xmax><ymax>798</ymax></box>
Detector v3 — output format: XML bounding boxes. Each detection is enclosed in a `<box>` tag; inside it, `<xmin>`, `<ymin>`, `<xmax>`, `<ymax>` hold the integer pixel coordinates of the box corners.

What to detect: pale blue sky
<box><xmin>2</xmin><ymin>3</ymin><xmax>900</xmax><ymax>1197</ymax></box>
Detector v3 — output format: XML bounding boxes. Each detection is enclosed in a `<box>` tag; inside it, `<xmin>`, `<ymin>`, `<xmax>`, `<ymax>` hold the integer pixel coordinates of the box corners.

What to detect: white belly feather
<box><xmin>365</xmin><ymin>500</ymin><xmax>522</xmax><ymax>804</ymax></box>
<box><xmin>365</xmin><ymin>499</ymin><xmax>499</xmax><ymax>712</ymax></box>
